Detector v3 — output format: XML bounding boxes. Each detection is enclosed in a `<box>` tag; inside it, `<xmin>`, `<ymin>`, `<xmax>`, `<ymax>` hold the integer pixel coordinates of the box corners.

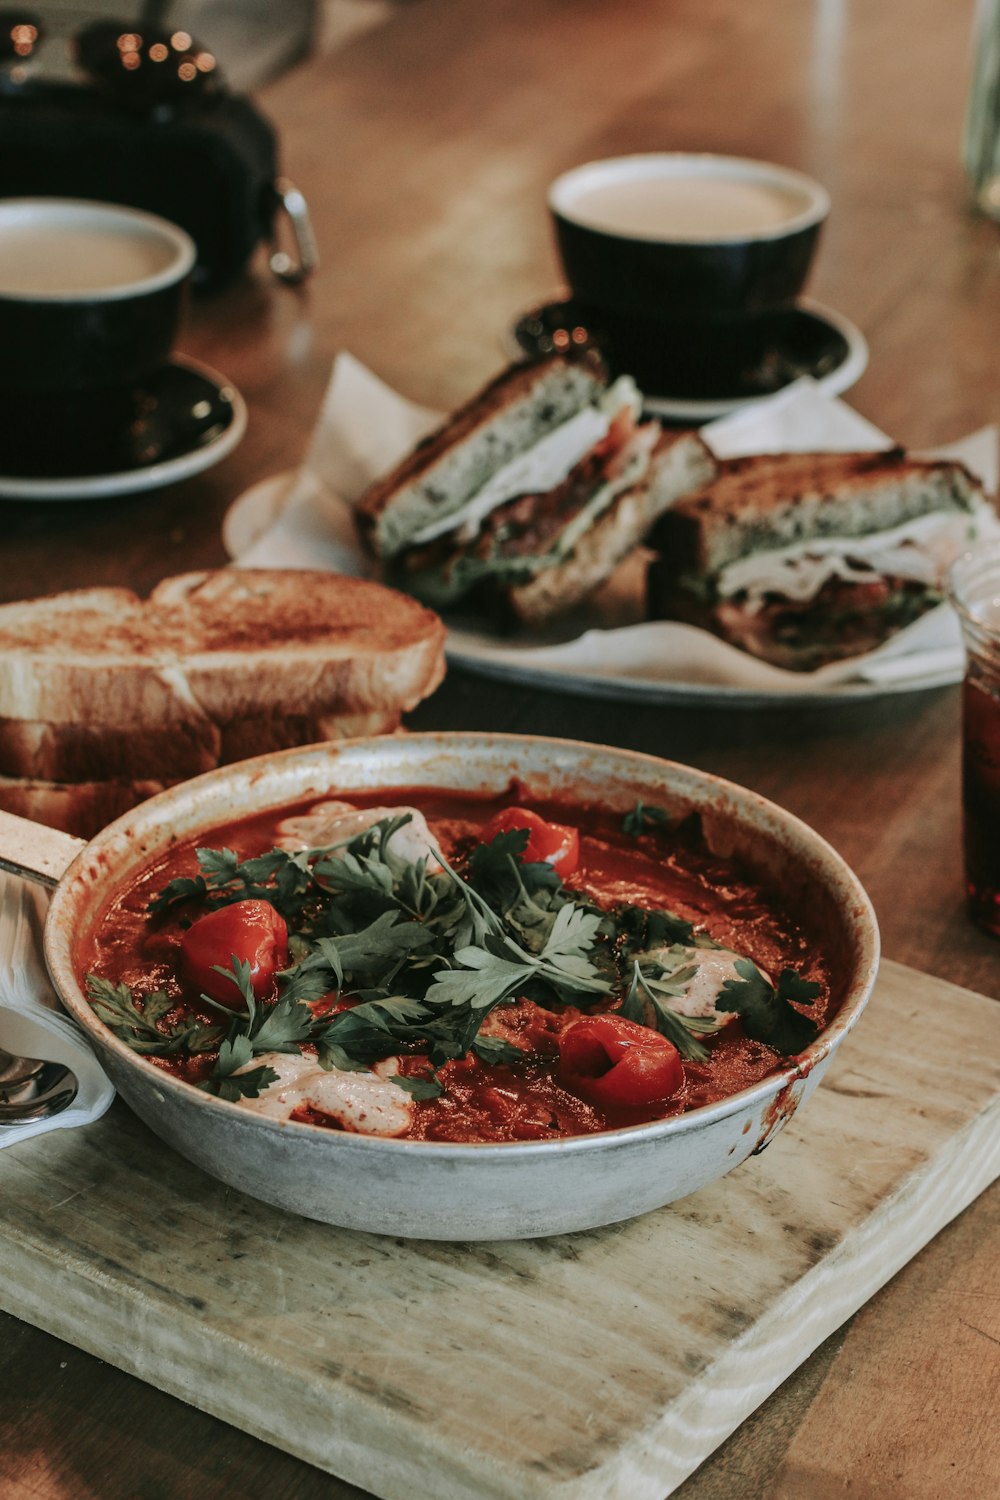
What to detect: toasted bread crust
<box><xmin>0</xmin><ymin>716</ymin><xmax>221</xmax><ymax>782</ymax></box>
<box><xmin>649</xmin><ymin>450</ymin><xmax>984</xmax><ymax>574</ymax></box>
<box><xmin>0</xmin><ymin>586</ymin><xmax>200</xmax><ymax>725</ymax></box>
<box><xmin>217</xmin><ymin>708</ymin><xmax>402</xmax><ymax>763</ymax></box>
<box><xmin>354</xmin><ymin>356</ymin><xmax>606</xmax><ymax>558</ymax></box>
<box><xmin>150</xmin><ymin>571</ymin><xmax>446</xmax><ymax>718</ymax></box>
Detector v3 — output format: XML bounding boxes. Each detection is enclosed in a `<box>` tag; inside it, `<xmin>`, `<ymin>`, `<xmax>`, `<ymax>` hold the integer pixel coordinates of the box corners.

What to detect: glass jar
<box><xmin>963</xmin><ymin>0</ymin><xmax>1000</xmax><ymax>217</ymax></box>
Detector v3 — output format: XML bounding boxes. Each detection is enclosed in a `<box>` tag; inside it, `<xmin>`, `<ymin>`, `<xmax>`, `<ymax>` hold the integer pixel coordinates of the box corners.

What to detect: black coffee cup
<box><xmin>0</xmin><ymin>198</ymin><xmax>196</xmax><ymax>471</ymax></box>
<box><xmin>548</xmin><ymin>153</ymin><xmax>829</xmax><ymax>383</ymax></box>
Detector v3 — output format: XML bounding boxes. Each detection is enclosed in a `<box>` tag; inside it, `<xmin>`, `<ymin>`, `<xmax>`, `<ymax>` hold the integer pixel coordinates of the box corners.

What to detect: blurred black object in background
<box><xmin>0</xmin><ymin>3</ymin><xmax>318</xmax><ymax>289</ymax></box>
<box><xmin>14</xmin><ymin>3</ymin><xmax>320</xmax><ymax>90</ymax></box>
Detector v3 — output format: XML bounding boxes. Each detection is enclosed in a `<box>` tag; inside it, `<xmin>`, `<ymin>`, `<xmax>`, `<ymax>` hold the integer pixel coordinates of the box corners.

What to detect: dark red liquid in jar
<box><xmin>962</xmin><ymin>673</ymin><xmax>1000</xmax><ymax>936</ymax></box>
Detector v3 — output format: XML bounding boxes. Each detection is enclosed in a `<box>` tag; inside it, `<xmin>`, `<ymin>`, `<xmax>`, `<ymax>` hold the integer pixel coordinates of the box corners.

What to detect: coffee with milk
<box><xmin>0</xmin><ymin>199</ymin><xmax>195</xmax><ymax>421</ymax></box>
<box><xmin>549</xmin><ymin>152</ymin><xmax>830</xmax><ymax>376</ymax></box>
<box><xmin>0</xmin><ymin>219</ymin><xmax>180</xmax><ymax>298</ymax></box>
<box><xmin>563</xmin><ymin>173</ymin><xmax>811</xmax><ymax>242</ymax></box>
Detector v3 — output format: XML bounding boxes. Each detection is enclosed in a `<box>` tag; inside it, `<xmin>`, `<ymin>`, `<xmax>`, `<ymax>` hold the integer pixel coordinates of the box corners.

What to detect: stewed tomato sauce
<box><xmin>80</xmin><ymin>787</ymin><xmax>835</xmax><ymax>1142</ymax></box>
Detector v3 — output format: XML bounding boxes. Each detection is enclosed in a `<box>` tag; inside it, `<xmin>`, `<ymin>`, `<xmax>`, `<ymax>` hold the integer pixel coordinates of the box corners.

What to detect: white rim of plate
<box><xmin>0</xmin><ymin>355</ymin><xmax>247</xmax><ymax>501</ymax></box>
<box><xmin>438</xmin><ymin>636</ymin><xmax>961</xmax><ymax>707</ymax></box>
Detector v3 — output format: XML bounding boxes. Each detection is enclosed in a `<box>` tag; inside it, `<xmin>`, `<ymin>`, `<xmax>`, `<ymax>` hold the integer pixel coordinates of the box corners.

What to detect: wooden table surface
<box><xmin>2</xmin><ymin>0</ymin><xmax>999</xmax><ymax>1495</ymax></box>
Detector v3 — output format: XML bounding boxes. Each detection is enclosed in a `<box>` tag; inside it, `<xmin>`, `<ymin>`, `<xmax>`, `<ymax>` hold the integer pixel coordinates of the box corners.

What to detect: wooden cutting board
<box><xmin>1</xmin><ymin>958</ymin><xmax>998</xmax><ymax>1500</ymax></box>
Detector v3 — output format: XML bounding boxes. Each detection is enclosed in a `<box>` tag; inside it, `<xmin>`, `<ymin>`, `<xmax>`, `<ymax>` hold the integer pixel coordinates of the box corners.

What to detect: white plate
<box><xmin>0</xmin><ymin>355</ymin><xmax>247</xmax><ymax>501</ymax></box>
<box><xmin>222</xmin><ymin>472</ymin><xmax>964</xmax><ymax>708</ymax></box>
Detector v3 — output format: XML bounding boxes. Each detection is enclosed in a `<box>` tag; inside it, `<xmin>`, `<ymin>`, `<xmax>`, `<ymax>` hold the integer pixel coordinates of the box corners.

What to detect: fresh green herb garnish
<box><xmin>93</xmin><ymin>811</ymin><xmax>823</xmax><ymax>1106</ymax></box>
<box><xmin>206</xmin><ymin>1035</ymin><xmax>280</xmax><ymax>1102</ymax></box>
<box><xmin>85</xmin><ymin>975</ymin><xmax>222</xmax><ymax>1056</ymax></box>
<box><xmin>619</xmin><ymin>960</ymin><xmax>714</xmax><ymax>1063</ymax></box>
<box><xmin>621</xmin><ymin>801</ymin><xmax>673</xmax><ymax>837</ymax></box>
<box><xmin>716</xmin><ymin>960</ymin><xmax>820</xmax><ymax>1054</ymax></box>
<box><xmin>391</xmin><ymin>1073</ymin><xmax>444</xmax><ymax>1101</ymax></box>
<box><xmin>472</xmin><ymin>1035</ymin><xmax>527</xmax><ymax>1067</ymax></box>
<box><xmin>147</xmin><ymin>844</ymin><xmax>314</xmax><ymax>920</ymax></box>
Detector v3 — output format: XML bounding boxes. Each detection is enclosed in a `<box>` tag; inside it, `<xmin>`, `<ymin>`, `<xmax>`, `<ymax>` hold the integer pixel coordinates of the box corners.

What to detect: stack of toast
<box><xmin>0</xmin><ymin>569</ymin><xmax>446</xmax><ymax>837</ymax></box>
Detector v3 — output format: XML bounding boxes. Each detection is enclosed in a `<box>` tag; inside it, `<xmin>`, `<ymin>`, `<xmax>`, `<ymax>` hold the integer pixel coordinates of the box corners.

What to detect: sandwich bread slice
<box><xmin>355</xmin><ymin>356</ymin><xmax>716</xmax><ymax>624</ymax></box>
<box><xmin>646</xmin><ymin>449</ymin><xmax>995</xmax><ymax>670</ymax></box>
<box><xmin>355</xmin><ymin>356</ymin><xmax>608</xmax><ymax>559</ymax></box>
<box><xmin>483</xmin><ymin>426</ymin><xmax>717</xmax><ymax>627</ymax></box>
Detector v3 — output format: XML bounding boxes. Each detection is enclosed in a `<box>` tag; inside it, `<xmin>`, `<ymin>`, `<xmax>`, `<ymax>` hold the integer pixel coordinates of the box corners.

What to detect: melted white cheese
<box><xmin>407</xmin><ymin>376</ymin><xmax>643</xmax><ymax>547</ymax></box>
<box><xmin>716</xmin><ymin>501</ymin><xmax>1000</xmax><ymax>608</ymax></box>
<box><xmin>236</xmin><ymin>1050</ymin><xmax>414</xmax><ymax>1135</ymax></box>
<box><xmin>276</xmin><ymin>800</ymin><xmax>442</xmax><ymax>870</ymax></box>
<box><xmin>644</xmin><ymin>945</ymin><xmax>767</xmax><ymax>1024</ymax></box>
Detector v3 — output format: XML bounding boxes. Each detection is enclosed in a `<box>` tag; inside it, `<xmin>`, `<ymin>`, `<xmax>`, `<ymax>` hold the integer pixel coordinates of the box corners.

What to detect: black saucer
<box><xmin>512</xmin><ymin>296</ymin><xmax>867</xmax><ymax>419</ymax></box>
<box><xmin>0</xmin><ymin>357</ymin><xmax>247</xmax><ymax>498</ymax></box>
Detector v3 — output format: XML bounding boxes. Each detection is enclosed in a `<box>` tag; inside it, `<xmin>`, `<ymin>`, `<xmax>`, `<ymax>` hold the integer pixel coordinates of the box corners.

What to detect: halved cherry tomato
<box><xmin>180</xmin><ymin>899</ymin><xmax>289</xmax><ymax>1009</ymax></box>
<box><xmin>480</xmin><ymin>806</ymin><xmax>580</xmax><ymax>874</ymax></box>
<box><xmin>558</xmin><ymin>1014</ymin><xmax>683</xmax><ymax>1108</ymax></box>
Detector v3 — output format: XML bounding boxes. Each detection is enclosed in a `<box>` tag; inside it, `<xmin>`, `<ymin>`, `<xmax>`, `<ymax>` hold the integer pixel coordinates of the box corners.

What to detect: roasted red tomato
<box><xmin>558</xmin><ymin>1014</ymin><xmax>683</xmax><ymax>1108</ymax></box>
<box><xmin>180</xmin><ymin>900</ymin><xmax>289</xmax><ymax>1008</ymax></box>
<box><xmin>480</xmin><ymin>806</ymin><xmax>580</xmax><ymax>874</ymax></box>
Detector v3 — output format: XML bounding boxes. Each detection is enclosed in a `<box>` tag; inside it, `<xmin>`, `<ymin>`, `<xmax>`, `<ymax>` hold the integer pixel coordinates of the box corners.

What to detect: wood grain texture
<box><xmin>773</xmin><ymin>1184</ymin><xmax>1000</xmax><ymax>1500</ymax></box>
<box><xmin>0</xmin><ymin>962</ymin><xmax>997</xmax><ymax>1500</ymax></box>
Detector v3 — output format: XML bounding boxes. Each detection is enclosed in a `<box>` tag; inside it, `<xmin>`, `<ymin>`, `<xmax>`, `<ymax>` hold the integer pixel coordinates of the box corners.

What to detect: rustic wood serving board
<box><xmin>1</xmin><ymin>959</ymin><xmax>998</xmax><ymax>1500</ymax></box>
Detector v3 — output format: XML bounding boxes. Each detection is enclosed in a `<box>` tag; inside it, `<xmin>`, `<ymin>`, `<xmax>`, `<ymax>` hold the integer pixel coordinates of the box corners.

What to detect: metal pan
<box><xmin>0</xmin><ymin>732</ymin><xmax>880</xmax><ymax>1240</ymax></box>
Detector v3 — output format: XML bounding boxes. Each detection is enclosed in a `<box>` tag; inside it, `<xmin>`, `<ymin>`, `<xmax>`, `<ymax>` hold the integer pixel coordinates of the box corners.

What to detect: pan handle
<box><xmin>0</xmin><ymin>811</ymin><xmax>84</xmax><ymax>889</ymax></box>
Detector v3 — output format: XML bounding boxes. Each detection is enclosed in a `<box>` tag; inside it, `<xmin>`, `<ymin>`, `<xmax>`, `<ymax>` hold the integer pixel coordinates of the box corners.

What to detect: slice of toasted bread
<box><xmin>0</xmin><ymin>587</ymin><xmax>205</xmax><ymax>726</ymax></box>
<box><xmin>0</xmin><ymin>716</ymin><xmax>221</xmax><ymax>782</ymax></box>
<box><xmin>502</xmin><ymin>430</ymin><xmax>717</xmax><ymax>625</ymax></box>
<box><xmin>217</xmin><ymin>707</ymin><xmax>402</xmax><ymax>763</ymax></box>
<box><xmin>649</xmin><ymin>450</ymin><xmax>985</xmax><ymax>575</ymax></box>
<box><xmin>354</xmin><ymin>356</ymin><xmax>607</xmax><ymax>559</ymax></box>
<box><xmin>0</xmin><ymin>773</ymin><xmax>169</xmax><ymax>839</ymax></box>
<box><xmin>149</xmin><ymin>571</ymin><xmax>445</xmax><ymax>718</ymax></box>
<box><xmin>0</xmin><ymin>571</ymin><xmax>441</xmax><ymax>836</ymax></box>
<box><xmin>0</xmin><ymin>705</ymin><xmax>403</xmax><ymax>782</ymax></box>
<box><xmin>0</xmin><ymin>570</ymin><xmax>446</xmax><ymax>729</ymax></box>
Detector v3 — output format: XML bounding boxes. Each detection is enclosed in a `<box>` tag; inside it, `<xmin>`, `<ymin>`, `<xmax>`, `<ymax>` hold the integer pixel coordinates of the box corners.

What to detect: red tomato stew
<box><xmin>80</xmin><ymin>787</ymin><xmax>836</xmax><ymax>1143</ymax></box>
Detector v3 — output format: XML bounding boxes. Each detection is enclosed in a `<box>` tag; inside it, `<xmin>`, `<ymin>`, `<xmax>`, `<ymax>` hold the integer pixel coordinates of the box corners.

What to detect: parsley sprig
<box><xmin>147</xmin><ymin>845</ymin><xmax>315</xmax><ymax>920</ymax></box>
<box><xmin>619</xmin><ymin>960</ymin><xmax>717</xmax><ymax>1063</ymax></box>
<box><xmin>86</xmin><ymin>975</ymin><xmax>223</xmax><ymax>1056</ymax></box>
<box><xmin>717</xmin><ymin>961</ymin><xmax>821</xmax><ymax>1055</ymax></box>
